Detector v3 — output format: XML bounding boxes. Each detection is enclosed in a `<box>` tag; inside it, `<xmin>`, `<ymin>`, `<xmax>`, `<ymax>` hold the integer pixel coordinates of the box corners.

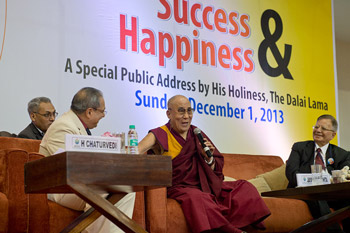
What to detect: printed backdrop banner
<box><xmin>0</xmin><ymin>0</ymin><xmax>336</xmax><ymax>160</ymax></box>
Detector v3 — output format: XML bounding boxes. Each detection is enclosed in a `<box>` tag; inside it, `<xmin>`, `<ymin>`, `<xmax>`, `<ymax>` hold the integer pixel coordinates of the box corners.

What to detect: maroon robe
<box><xmin>149</xmin><ymin>122</ymin><xmax>271</xmax><ymax>233</ymax></box>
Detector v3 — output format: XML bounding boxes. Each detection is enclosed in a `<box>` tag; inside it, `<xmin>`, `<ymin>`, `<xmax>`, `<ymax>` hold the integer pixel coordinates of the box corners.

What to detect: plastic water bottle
<box><xmin>127</xmin><ymin>125</ymin><xmax>139</xmax><ymax>154</ymax></box>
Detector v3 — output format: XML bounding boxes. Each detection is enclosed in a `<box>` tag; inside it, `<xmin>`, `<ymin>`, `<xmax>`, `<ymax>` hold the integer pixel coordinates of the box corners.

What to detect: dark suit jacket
<box><xmin>286</xmin><ymin>140</ymin><xmax>350</xmax><ymax>188</ymax></box>
<box><xmin>17</xmin><ymin>122</ymin><xmax>43</xmax><ymax>140</ymax></box>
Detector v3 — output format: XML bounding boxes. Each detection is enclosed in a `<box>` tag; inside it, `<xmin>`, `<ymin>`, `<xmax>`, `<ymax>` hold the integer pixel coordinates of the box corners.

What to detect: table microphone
<box><xmin>194</xmin><ymin>128</ymin><xmax>212</xmax><ymax>158</ymax></box>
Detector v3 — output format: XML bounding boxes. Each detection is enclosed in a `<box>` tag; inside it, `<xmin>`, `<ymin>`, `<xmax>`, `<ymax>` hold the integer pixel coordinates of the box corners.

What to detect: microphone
<box><xmin>194</xmin><ymin>128</ymin><xmax>212</xmax><ymax>158</ymax></box>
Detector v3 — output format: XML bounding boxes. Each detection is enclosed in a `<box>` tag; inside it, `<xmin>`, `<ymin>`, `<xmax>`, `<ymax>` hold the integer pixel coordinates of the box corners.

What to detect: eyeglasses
<box><xmin>169</xmin><ymin>107</ymin><xmax>195</xmax><ymax>116</ymax></box>
<box><xmin>34</xmin><ymin>111</ymin><xmax>58</xmax><ymax>118</ymax></box>
<box><xmin>312</xmin><ymin>125</ymin><xmax>334</xmax><ymax>132</ymax></box>
<box><xmin>94</xmin><ymin>108</ymin><xmax>107</xmax><ymax>115</ymax></box>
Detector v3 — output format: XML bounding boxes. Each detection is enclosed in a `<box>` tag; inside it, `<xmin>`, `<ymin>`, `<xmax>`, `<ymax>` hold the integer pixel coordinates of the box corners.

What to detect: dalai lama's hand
<box><xmin>203</xmin><ymin>138</ymin><xmax>215</xmax><ymax>155</ymax></box>
<box><xmin>200</xmin><ymin>138</ymin><xmax>216</xmax><ymax>169</ymax></box>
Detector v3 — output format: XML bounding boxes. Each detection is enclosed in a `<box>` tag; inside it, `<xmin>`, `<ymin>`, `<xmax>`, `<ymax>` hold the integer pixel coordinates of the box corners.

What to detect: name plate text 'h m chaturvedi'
<box><xmin>65</xmin><ymin>134</ymin><xmax>121</xmax><ymax>153</ymax></box>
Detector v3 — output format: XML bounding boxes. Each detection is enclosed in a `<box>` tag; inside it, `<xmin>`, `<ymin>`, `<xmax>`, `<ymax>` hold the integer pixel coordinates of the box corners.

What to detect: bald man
<box><xmin>139</xmin><ymin>95</ymin><xmax>270</xmax><ymax>233</ymax></box>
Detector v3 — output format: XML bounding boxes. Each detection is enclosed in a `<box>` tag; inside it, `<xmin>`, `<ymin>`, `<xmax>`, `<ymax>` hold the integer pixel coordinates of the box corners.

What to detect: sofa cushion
<box><xmin>222</xmin><ymin>153</ymin><xmax>284</xmax><ymax>180</ymax></box>
<box><xmin>224</xmin><ymin>176</ymin><xmax>236</xmax><ymax>182</ymax></box>
<box><xmin>256</xmin><ymin>164</ymin><xmax>289</xmax><ymax>191</ymax></box>
<box><xmin>247</xmin><ymin>177</ymin><xmax>271</xmax><ymax>194</ymax></box>
<box><xmin>224</xmin><ymin>176</ymin><xmax>271</xmax><ymax>194</ymax></box>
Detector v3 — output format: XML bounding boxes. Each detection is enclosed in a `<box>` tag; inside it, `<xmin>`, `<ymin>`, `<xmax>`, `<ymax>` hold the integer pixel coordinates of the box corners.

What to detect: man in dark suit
<box><xmin>286</xmin><ymin>114</ymin><xmax>350</xmax><ymax>233</ymax></box>
<box><xmin>18</xmin><ymin>97</ymin><xmax>57</xmax><ymax>140</ymax></box>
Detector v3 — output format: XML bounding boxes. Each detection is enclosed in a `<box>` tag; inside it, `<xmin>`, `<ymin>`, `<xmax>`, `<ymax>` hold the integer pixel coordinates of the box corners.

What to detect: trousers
<box><xmin>48</xmin><ymin>192</ymin><xmax>136</xmax><ymax>233</ymax></box>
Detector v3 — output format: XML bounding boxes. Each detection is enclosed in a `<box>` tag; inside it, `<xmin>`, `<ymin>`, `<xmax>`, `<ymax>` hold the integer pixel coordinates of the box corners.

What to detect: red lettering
<box><xmin>120</xmin><ymin>3</ymin><xmax>254</xmax><ymax>73</ymax></box>
<box><xmin>158</xmin><ymin>0</ymin><xmax>172</xmax><ymax>20</ymax></box>
<box><xmin>158</xmin><ymin>32</ymin><xmax>174</xmax><ymax>67</ymax></box>
<box><xmin>193</xmin><ymin>30</ymin><xmax>199</xmax><ymax>64</ymax></box>
<box><xmin>240</xmin><ymin>14</ymin><xmax>250</xmax><ymax>37</ymax></box>
<box><xmin>218</xmin><ymin>44</ymin><xmax>231</xmax><ymax>69</ymax></box>
<box><xmin>201</xmin><ymin>41</ymin><xmax>216</xmax><ymax>66</ymax></box>
<box><xmin>174</xmin><ymin>0</ymin><xmax>188</xmax><ymax>24</ymax></box>
<box><xmin>232</xmin><ymin>47</ymin><xmax>243</xmax><ymax>71</ymax></box>
<box><xmin>120</xmin><ymin>15</ymin><xmax>138</xmax><ymax>52</ymax></box>
<box><xmin>214</xmin><ymin>9</ymin><xmax>227</xmax><ymax>33</ymax></box>
<box><xmin>176</xmin><ymin>35</ymin><xmax>191</xmax><ymax>69</ymax></box>
<box><xmin>141</xmin><ymin>29</ymin><xmax>156</xmax><ymax>55</ymax></box>
<box><xmin>190</xmin><ymin>3</ymin><xmax>202</xmax><ymax>27</ymax></box>
<box><xmin>228</xmin><ymin>12</ymin><xmax>239</xmax><ymax>36</ymax></box>
<box><xmin>203</xmin><ymin>6</ymin><xmax>214</xmax><ymax>30</ymax></box>
<box><xmin>244</xmin><ymin>49</ymin><xmax>254</xmax><ymax>72</ymax></box>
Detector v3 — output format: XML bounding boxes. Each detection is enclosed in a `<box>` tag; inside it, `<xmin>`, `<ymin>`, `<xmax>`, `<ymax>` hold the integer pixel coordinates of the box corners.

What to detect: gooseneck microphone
<box><xmin>194</xmin><ymin>128</ymin><xmax>212</xmax><ymax>158</ymax></box>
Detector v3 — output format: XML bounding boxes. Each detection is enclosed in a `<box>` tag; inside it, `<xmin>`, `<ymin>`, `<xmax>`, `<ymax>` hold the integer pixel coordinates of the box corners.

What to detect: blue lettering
<box><xmin>135</xmin><ymin>90</ymin><xmax>142</xmax><ymax>106</ymax></box>
<box><xmin>234</xmin><ymin>108</ymin><xmax>240</xmax><ymax>118</ymax></box>
<box><xmin>189</xmin><ymin>97</ymin><xmax>196</xmax><ymax>110</ymax></box>
<box><xmin>216</xmin><ymin>105</ymin><xmax>225</xmax><ymax>117</ymax></box>
<box><xmin>135</xmin><ymin>91</ymin><xmax>168</xmax><ymax>109</ymax></box>
<box><xmin>227</xmin><ymin>102</ymin><xmax>233</xmax><ymax>118</ymax></box>
<box><xmin>209</xmin><ymin>105</ymin><xmax>215</xmax><ymax>115</ymax></box>
<box><xmin>204</xmin><ymin>104</ymin><xmax>209</xmax><ymax>115</ymax></box>
<box><xmin>197</xmin><ymin>103</ymin><xmax>203</xmax><ymax>114</ymax></box>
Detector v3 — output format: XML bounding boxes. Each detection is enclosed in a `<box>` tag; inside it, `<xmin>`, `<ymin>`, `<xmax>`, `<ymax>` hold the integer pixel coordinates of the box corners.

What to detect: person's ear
<box><xmin>85</xmin><ymin>108</ymin><xmax>94</xmax><ymax>119</ymax></box>
<box><xmin>166</xmin><ymin>109</ymin><xmax>171</xmax><ymax>119</ymax></box>
<box><xmin>30</xmin><ymin>112</ymin><xmax>36</xmax><ymax>122</ymax></box>
<box><xmin>331</xmin><ymin>132</ymin><xmax>336</xmax><ymax>140</ymax></box>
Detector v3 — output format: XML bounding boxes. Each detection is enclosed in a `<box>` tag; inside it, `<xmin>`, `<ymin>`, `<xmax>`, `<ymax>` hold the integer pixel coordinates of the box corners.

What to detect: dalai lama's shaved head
<box><xmin>167</xmin><ymin>95</ymin><xmax>193</xmax><ymax>138</ymax></box>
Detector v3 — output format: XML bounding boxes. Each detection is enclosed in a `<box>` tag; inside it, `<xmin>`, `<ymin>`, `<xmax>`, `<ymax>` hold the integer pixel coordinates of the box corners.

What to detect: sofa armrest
<box><xmin>145</xmin><ymin>187</ymin><xmax>167</xmax><ymax>233</ymax></box>
<box><xmin>0</xmin><ymin>192</ymin><xmax>8</xmax><ymax>233</ymax></box>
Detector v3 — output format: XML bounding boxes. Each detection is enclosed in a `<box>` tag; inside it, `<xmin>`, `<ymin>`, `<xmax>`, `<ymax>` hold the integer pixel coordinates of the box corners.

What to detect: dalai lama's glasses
<box><xmin>169</xmin><ymin>107</ymin><xmax>195</xmax><ymax>116</ymax></box>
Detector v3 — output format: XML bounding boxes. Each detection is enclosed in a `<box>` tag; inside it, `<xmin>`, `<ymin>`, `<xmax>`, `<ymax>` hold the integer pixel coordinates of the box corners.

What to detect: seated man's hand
<box><xmin>200</xmin><ymin>138</ymin><xmax>215</xmax><ymax>164</ymax></box>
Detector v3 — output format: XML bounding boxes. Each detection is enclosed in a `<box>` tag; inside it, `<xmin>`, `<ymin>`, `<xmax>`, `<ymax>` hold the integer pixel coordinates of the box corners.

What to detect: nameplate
<box><xmin>65</xmin><ymin>134</ymin><xmax>121</xmax><ymax>153</ymax></box>
<box><xmin>296</xmin><ymin>173</ymin><xmax>331</xmax><ymax>187</ymax></box>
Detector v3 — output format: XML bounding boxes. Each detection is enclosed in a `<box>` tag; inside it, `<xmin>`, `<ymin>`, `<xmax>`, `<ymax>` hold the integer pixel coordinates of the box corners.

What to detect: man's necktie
<box><xmin>86</xmin><ymin>128</ymin><xmax>91</xmax><ymax>135</ymax></box>
<box><xmin>315</xmin><ymin>148</ymin><xmax>325</xmax><ymax>169</ymax></box>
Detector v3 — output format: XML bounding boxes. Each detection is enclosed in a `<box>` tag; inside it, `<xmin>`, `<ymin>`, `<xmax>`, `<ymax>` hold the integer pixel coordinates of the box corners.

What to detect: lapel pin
<box><xmin>327</xmin><ymin>158</ymin><xmax>334</xmax><ymax>165</ymax></box>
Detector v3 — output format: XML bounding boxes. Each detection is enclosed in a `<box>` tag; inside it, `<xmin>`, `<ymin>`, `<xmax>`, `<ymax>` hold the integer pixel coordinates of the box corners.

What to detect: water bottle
<box><xmin>127</xmin><ymin>125</ymin><xmax>139</xmax><ymax>154</ymax></box>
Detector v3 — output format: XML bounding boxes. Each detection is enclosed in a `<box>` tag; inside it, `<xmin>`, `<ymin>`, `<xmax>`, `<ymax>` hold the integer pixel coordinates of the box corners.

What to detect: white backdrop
<box><xmin>0</xmin><ymin>0</ymin><xmax>337</xmax><ymax>161</ymax></box>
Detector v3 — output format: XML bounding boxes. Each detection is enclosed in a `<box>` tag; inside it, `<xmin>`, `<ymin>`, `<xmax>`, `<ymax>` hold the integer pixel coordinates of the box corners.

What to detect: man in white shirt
<box><xmin>286</xmin><ymin>114</ymin><xmax>350</xmax><ymax>233</ymax></box>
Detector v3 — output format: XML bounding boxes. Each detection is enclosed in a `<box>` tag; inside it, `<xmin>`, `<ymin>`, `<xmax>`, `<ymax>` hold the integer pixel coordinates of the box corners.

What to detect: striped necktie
<box><xmin>315</xmin><ymin>148</ymin><xmax>325</xmax><ymax>169</ymax></box>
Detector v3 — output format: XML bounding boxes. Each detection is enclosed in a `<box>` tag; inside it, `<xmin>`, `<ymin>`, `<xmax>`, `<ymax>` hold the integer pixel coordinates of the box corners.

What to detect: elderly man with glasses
<box><xmin>39</xmin><ymin>87</ymin><xmax>135</xmax><ymax>233</ymax></box>
<box><xmin>138</xmin><ymin>95</ymin><xmax>270</xmax><ymax>233</ymax></box>
<box><xmin>286</xmin><ymin>114</ymin><xmax>350</xmax><ymax>233</ymax></box>
<box><xmin>18</xmin><ymin>97</ymin><xmax>57</xmax><ymax>140</ymax></box>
